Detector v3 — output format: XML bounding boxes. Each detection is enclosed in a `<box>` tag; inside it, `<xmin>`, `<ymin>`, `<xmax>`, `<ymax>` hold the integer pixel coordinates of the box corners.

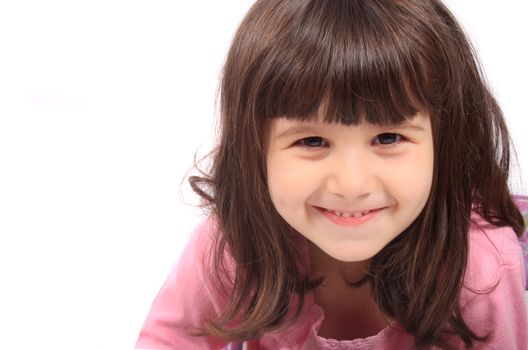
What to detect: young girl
<box><xmin>136</xmin><ymin>0</ymin><xmax>528</xmax><ymax>349</ymax></box>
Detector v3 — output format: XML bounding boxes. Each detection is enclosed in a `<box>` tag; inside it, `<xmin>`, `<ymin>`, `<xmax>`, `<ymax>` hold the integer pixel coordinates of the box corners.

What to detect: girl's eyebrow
<box><xmin>383</xmin><ymin>121</ymin><xmax>426</xmax><ymax>132</ymax></box>
<box><xmin>275</xmin><ymin>120</ymin><xmax>425</xmax><ymax>139</ymax></box>
<box><xmin>275</xmin><ymin>125</ymin><xmax>325</xmax><ymax>139</ymax></box>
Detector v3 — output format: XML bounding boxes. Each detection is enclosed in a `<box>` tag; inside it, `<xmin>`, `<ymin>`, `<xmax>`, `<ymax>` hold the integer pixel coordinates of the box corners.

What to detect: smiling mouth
<box><xmin>314</xmin><ymin>206</ymin><xmax>384</xmax><ymax>226</ymax></box>
<box><xmin>325</xmin><ymin>209</ymin><xmax>372</xmax><ymax>218</ymax></box>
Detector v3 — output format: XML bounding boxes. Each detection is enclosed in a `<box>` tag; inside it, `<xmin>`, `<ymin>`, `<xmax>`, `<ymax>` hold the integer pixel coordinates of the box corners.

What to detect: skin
<box><xmin>265</xmin><ymin>110</ymin><xmax>434</xmax><ymax>339</ymax></box>
<box><xmin>266</xmin><ymin>110</ymin><xmax>434</xmax><ymax>262</ymax></box>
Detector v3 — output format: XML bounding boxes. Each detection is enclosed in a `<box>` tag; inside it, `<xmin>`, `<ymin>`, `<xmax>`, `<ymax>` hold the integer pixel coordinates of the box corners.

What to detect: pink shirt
<box><xmin>136</xmin><ymin>214</ymin><xmax>527</xmax><ymax>349</ymax></box>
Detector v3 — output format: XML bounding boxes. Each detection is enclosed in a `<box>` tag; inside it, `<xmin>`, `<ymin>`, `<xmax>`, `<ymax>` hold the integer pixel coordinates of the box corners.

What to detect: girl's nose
<box><xmin>324</xmin><ymin>153</ymin><xmax>377</xmax><ymax>200</ymax></box>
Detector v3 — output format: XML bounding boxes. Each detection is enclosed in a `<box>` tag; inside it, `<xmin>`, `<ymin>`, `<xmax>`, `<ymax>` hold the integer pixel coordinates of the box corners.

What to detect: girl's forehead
<box><xmin>266</xmin><ymin>109</ymin><xmax>430</xmax><ymax>139</ymax></box>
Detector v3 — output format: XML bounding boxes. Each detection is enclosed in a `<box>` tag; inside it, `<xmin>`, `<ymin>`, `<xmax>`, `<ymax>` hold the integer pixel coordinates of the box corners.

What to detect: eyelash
<box><xmin>295</xmin><ymin>133</ymin><xmax>405</xmax><ymax>149</ymax></box>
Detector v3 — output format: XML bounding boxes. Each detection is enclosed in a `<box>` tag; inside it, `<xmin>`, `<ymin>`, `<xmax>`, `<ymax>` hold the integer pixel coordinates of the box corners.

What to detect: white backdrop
<box><xmin>0</xmin><ymin>1</ymin><xmax>526</xmax><ymax>349</ymax></box>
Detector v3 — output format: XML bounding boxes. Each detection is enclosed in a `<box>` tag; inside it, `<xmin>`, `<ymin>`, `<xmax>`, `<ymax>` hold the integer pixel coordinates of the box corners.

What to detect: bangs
<box><xmin>252</xmin><ymin>0</ymin><xmax>433</xmax><ymax>126</ymax></box>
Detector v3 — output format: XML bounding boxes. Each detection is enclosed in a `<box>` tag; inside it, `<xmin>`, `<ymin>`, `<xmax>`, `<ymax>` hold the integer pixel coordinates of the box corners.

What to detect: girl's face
<box><xmin>266</xmin><ymin>111</ymin><xmax>434</xmax><ymax>262</ymax></box>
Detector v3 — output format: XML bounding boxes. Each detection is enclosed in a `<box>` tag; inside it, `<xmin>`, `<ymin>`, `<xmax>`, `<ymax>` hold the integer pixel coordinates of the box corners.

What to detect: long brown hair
<box><xmin>189</xmin><ymin>0</ymin><xmax>525</xmax><ymax>348</ymax></box>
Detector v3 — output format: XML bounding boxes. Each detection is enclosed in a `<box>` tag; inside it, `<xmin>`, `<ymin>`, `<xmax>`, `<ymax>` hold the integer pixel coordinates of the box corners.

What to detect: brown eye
<box><xmin>374</xmin><ymin>133</ymin><xmax>403</xmax><ymax>146</ymax></box>
<box><xmin>297</xmin><ymin>137</ymin><xmax>328</xmax><ymax>148</ymax></box>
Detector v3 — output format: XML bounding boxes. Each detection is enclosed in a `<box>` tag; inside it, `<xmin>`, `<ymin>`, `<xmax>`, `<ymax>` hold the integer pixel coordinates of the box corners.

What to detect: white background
<box><xmin>0</xmin><ymin>1</ymin><xmax>526</xmax><ymax>349</ymax></box>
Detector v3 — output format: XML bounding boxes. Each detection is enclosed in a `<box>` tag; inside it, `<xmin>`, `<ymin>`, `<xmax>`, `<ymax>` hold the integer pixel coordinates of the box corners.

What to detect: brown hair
<box><xmin>189</xmin><ymin>0</ymin><xmax>525</xmax><ymax>348</ymax></box>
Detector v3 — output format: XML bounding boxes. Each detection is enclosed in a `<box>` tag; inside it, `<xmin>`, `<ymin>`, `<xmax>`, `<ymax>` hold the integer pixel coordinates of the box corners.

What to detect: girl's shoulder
<box><xmin>135</xmin><ymin>216</ymin><xmax>234</xmax><ymax>349</ymax></box>
<box><xmin>173</xmin><ymin>216</ymin><xmax>220</xmax><ymax>280</ymax></box>
<box><xmin>463</xmin><ymin>211</ymin><xmax>525</xmax><ymax>294</ymax></box>
<box><xmin>186</xmin><ymin>215</ymin><xmax>220</xmax><ymax>250</ymax></box>
<box><xmin>182</xmin><ymin>215</ymin><xmax>232</xmax><ymax>269</ymax></box>
<box><xmin>184</xmin><ymin>215</ymin><xmax>236</xmax><ymax>283</ymax></box>
<box><xmin>456</xmin><ymin>210</ymin><xmax>528</xmax><ymax>347</ymax></box>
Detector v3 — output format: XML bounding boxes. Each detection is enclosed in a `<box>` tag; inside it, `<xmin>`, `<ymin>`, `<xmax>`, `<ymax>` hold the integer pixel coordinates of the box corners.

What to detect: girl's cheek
<box><xmin>268</xmin><ymin>157</ymin><xmax>318</xmax><ymax>195</ymax></box>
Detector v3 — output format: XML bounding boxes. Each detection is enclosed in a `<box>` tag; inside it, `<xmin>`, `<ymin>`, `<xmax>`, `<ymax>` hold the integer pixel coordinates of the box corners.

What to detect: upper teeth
<box><xmin>330</xmin><ymin>210</ymin><xmax>370</xmax><ymax>217</ymax></box>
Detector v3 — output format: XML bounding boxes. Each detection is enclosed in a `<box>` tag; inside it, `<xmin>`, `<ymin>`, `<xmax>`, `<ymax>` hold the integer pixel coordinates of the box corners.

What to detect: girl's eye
<box><xmin>373</xmin><ymin>133</ymin><xmax>404</xmax><ymax>146</ymax></box>
<box><xmin>296</xmin><ymin>136</ymin><xmax>328</xmax><ymax>148</ymax></box>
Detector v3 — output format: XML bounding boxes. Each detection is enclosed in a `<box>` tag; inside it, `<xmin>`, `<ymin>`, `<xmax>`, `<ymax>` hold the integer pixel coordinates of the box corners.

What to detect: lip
<box><xmin>315</xmin><ymin>206</ymin><xmax>384</xmax><ymax>227</ymax></box>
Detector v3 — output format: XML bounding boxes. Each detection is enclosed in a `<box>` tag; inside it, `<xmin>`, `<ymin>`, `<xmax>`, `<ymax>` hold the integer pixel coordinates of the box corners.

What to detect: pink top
<box><xmin>136</xmin><ymin>214</ymin><xmax>527</xmax><ymax>349</ymax></box>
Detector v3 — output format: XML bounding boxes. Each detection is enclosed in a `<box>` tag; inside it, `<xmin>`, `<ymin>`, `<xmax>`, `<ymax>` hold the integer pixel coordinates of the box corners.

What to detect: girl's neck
<box><xmin>308</xmin><ymin>241</ymin><xmax>371</xmax><ymax>284</ymax></box>
<box><xmin>308</xmin><ymin>242</ymin><xmax>391</xmax><ymax>340</ymax></box>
